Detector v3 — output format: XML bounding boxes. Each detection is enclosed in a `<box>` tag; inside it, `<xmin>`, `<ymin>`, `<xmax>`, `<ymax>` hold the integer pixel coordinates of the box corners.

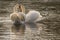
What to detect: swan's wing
<box><xmin>25</xmin><ymin>10</ymin><xmax>42</xmax><ymax>22</ymax></box>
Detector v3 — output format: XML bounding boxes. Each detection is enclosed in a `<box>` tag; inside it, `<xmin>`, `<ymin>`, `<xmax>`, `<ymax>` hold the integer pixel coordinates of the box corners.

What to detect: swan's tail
<box><xmin>13</xmin><ymin>4</ymin><xmax>25</xmax><ymax>13</ymax></box>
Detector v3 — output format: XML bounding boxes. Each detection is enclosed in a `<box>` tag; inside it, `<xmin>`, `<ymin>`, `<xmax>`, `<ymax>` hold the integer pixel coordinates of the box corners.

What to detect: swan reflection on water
<box><xmin>11</xmin><ymin>24</ymin><xmax>25</xmax><ymax>35</ymax></box>
<box><xmin>26</xmin><ymin>23</ymin><xmax>38</xmax><ymax>29</ymax></box>
<box><xmin>11</xmin><ymin>23</ymin><xmax>39</xmax><ymax>35</ymax></box>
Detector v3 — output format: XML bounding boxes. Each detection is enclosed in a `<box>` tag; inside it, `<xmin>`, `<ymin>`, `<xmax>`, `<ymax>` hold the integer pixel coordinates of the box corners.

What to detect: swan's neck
<box><xmin>13</xmin><ymin>4</ymin><xmax>25</xmax><ymax>13</ymax></box>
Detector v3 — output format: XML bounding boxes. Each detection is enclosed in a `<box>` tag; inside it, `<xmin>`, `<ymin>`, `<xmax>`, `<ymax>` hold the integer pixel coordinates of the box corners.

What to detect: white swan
<box><xmin>10</xmin><ymin>4</ymin><xmax>42</xmax><ymax>24</ymax></box>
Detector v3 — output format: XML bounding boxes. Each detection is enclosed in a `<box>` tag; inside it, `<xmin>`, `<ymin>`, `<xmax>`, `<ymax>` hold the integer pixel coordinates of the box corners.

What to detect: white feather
<box><xmin>25</xmin><ymin>10</ymin><xmax>42</xmax><ymax>22</ymax></box>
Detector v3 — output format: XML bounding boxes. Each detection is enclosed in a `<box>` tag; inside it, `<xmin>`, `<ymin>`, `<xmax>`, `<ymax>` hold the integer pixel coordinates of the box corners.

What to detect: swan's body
<box><xmin>25</xmin><ymin>10</ymin><xmax>42</xmax><ymax>23</ymax></box>
<box><xmin>10</xmin><ymin>4</ymin><xmax>42</xmax><ymax>24</ymax></box>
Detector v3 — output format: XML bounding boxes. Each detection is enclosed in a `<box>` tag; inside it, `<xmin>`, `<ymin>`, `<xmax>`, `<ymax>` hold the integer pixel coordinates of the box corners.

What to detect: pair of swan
<box><xmin>10</xmin><ymin>4</ymin><xmax>42</xmax><ymax>24</ymax></box>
